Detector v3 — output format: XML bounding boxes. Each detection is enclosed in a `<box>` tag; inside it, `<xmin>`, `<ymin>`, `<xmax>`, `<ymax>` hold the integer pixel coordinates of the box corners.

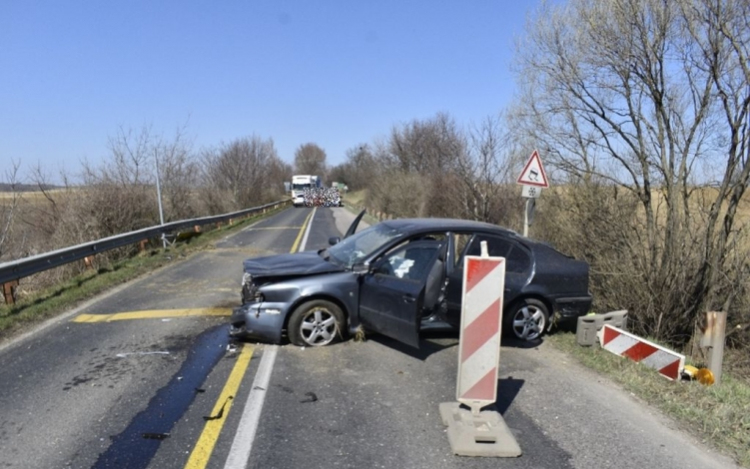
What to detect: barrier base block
<box><xmin>439</xmin><ymin>402</ymin><xmax>522</xmax><ymax>458</ymax></box>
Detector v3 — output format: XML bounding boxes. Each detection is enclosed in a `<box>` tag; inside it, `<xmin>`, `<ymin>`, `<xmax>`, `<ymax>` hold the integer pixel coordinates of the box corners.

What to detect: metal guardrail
<box><xmin>0</xmin><ymin>199</ymin><xmax>290</xmax><ymax>288</ymax></box>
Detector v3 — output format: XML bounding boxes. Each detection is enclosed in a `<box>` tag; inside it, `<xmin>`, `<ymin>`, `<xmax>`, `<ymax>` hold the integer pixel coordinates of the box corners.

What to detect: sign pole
<box><xmin>523</xmin><ymin>199</ymin><xmax>529</xmax><ymax>237</ymax></box>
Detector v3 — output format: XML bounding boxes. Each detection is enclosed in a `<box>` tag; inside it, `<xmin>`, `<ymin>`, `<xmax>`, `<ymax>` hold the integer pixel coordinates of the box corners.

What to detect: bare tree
<box><xmin>330</xmin><ymin>144</ymin><xmax>379</xmax><ymax>191</ymax></box>
<box><xmin>201</xmin><ymin>136</ymin><xmax>284</xmax><ymax>212</ymax></box>
<box><xmin>0</xmin><ymin>159</ymin><xmax>22</xmax><ymax>261</ymax></box>
<box><xmin>386</xmin><ymin>112</ymin><xmax>465</xmax><ymax>175</ymax></box>
<box><xmin>154</xmin><ymin>126</ymin><xmax>199</xmax><ymax>220</ymax></box>
<box><xmin>294</xmin><ymin>143</ymin><xmax>327</xmax><ymax>176</ymax></box>
<box><xmin>79</xmin><ymin>126</ymin><xmax>160</xmax><ymax>238</ymax></box>
<box><xmin>456</xmin><ymin>115</ymin><xmax>520</xmax><ymax>223</ymax></box>
<box><xmin>369</xmin><ymin>113</ymin><xmax>468</xmax><ymax>218</ymax></box>
<box><xmin>514</xmin><ymin>0</ymin><xmax>750</xmax><ymax>341</ymax></box>
<box><xmin>681</xmin><ymin>0</ymin><xmax>750</xmax><ymax>319</ymax></box>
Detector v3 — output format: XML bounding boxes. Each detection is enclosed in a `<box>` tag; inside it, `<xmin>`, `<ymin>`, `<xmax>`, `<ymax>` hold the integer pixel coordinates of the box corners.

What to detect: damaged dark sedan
<box><xmin>230</xmin><ymin>211</ymin><xmax>592</xmax><ymax>348</ymax></box>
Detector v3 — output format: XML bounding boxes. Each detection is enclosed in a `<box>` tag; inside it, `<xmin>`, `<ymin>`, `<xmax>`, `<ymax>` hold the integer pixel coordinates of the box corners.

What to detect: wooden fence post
<box><xmin>3</xmin><ymin>280</ymin><xmax>18</xmax><ymax>305</ymax></box>
<box><xmin>700</xmin><ymin>311</ymin><xmax>727</xmax><ymax>385</ymax></box>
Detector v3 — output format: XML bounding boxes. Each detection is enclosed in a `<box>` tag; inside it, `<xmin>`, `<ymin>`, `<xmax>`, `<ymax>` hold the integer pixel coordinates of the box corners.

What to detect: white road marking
<box><xmin>222</xmin><ymin>345</ymin><xmax>277</xmax><ymax>469</ymax></box>
<box><xmin>300</xmin><ymin>207</ymin><xmax>316</xmax><ymax>251</ymax></box>
<box><xmin>223</xmin><ymin>207</ymin><xmax>316</xmax><ymax>469</ymax></box>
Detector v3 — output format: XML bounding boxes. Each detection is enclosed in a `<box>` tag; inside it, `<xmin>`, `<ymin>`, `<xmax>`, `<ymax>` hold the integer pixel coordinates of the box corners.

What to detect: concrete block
<box><xmin>576</xmin><ymin>310</ymin><xmax>628</xmax><ymax>346</ymax></box>
<box><xmin>439</xmin><ymin>402</ymin><xmax>522</xmax><ymax>458</ymax></box>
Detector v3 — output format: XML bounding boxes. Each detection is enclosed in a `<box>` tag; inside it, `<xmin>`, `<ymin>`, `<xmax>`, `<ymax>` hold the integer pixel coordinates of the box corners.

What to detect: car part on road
<box><xmin>287</xmin><ymin>300</ymin><xmax>346</xmax><ymax>347</ymax></box>
<box><xmin>506</xmin><ymin>298</ymin><xmax>549</xmax><ymax>341</ymax></box>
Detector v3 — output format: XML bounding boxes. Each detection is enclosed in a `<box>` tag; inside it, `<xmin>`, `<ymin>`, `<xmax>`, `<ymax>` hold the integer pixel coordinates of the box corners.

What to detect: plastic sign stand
<box><xmin>440</xmin><ymin>246</ymin><xmax>521</xmax><ymax>457</ymax></box>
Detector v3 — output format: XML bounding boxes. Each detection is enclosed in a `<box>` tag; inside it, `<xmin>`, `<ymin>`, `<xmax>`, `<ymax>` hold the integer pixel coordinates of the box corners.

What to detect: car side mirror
<box><xmin>328</xmin><ymin>236</ymin><xmax>341</xmax><ymax>246</ymax></box>
<box><xmin>352</xmin><ymin>262</ymin><xmax>369</xmax><ymax>274</ymax></box>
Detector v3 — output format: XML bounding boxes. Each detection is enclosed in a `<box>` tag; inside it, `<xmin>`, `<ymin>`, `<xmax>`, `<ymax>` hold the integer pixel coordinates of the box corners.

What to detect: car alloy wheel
<box><xmin>288</xmin><ymin>300</ymin><xmax>345</xmax><ymax>347</ymax></box>
<box><xmin>507</xmin><ymin>299</ymin><xmax>549</xmax><ymax>341</ymax></box>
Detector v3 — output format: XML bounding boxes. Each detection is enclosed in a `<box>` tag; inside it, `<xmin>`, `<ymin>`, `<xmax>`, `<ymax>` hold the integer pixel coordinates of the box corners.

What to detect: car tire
<box><xmin>505</xmin><ymin>298</ymin><xmax>549</xmax><ymax>341</ymax></box>
<box><xmin>288</xmin><ymin>300</ymin><xmax>346</xmax><ymax>347</ymax></box>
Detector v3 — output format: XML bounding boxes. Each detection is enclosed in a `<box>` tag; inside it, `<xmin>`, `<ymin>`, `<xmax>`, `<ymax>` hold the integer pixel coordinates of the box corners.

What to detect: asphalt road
<box><xmin>0</xmin><ymin>206</ymin><xmax>741</xmax><ymax>469</ymax></box>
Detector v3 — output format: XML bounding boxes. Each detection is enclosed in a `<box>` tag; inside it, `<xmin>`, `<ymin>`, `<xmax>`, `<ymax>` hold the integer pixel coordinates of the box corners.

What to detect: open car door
<box><xmin>344</xmin><ymin>209</ymin><xmax>366</xmax><ymax>239</ymax></box>
<box><xmin>358</xmin><ymin>240</ymin><xmax>442</xmax><ymax>348</ymax></box>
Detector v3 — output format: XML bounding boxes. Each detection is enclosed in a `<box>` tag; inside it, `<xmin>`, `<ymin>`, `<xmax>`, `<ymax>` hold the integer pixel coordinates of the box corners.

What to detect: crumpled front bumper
<box><xmin>230</xmin><ymin>302</ymin><xmax>285</xmax><ymax>344</ymax></box>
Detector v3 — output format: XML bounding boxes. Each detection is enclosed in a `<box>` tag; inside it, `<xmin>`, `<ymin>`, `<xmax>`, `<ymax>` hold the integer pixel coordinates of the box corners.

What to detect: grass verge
<box><xmin>0</xmin><ymin>207</ymin><xmax>285</xmax><ymax>342</ymax></box>
<box><xmin>547</xmin><ymin>332</ymin><xmax>750</xmax><ymax>467</ymax></box>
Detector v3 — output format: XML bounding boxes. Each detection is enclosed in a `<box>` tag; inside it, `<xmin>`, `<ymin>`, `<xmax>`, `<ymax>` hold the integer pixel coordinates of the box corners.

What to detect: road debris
<box><xmin>116</xmin><ymin>351</ymin><xmax>170</xmax><ymax>358</ymax></box>
<box><xmin>203</xmin><ymin>396</ymin><xmax>234</xmax><ymax>421</ymax></box>
<box><xmin>300</xmin><ymin>391</ymin><xmax>318</xmax><ymax>403</ymax></box>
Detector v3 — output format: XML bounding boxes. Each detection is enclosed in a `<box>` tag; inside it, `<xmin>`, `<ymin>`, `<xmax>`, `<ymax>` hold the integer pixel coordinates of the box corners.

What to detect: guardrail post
<box><xmin>229</xmin><ymin>218</ymin><xmax>234</xmax><ymax>226</ymax></box>
<box><xmin>83</xmin><ymin>256</ymin><xmax>94</xmax><ymax>270</ymax></box>
<box><xmin>3</xmin><ymin>280</ymin><xmax>18</xmax><ymax>305</ymax></box>
<box><xmin>139</xmin><ymin>240</ymin><xmax>148</xmax><ymax>252</ymax></box>
<box><xmin>194</xmin><ymin>225</ymin><xmax>201</xmax><ymax>233</ymax></box>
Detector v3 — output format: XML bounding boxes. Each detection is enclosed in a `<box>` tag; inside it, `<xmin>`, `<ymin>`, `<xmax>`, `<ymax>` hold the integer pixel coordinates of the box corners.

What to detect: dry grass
<box><xmin>0</xmin><ymin>188</ymin><xmax>74</xmax><ymax>200</ymax></box>
<box><xmin>548</xmin><ymin>332</ymin><xmax>750</xmax><ymax>467</ymax></box>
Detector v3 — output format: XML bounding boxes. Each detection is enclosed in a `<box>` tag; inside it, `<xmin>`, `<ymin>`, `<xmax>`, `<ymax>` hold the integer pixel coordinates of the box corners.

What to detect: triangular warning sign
<box><xmin>517</xmin><ymin>150</ymin><xmax>549</xmax><ymax>188</ymax></box>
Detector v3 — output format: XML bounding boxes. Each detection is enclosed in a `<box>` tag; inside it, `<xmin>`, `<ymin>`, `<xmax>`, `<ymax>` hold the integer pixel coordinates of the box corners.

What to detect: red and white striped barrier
<box><xmin>456</xmin><ymin>255</ymin><xmax>506</xmax><ymax>411</ymax></box>
<box><xmin>599</xmin><ymin>325</ymin><xmax>684</xmax><ymax>380</ymax></box>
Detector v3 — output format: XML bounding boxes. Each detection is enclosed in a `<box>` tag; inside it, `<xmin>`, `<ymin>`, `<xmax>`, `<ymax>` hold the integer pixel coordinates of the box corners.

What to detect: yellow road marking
<box><xmin>184</xmin><ymin>345</ymin><xmax>254</xmax><ymax>468</ymax></box>
<box><xmin>290</xmin><ymin>210</ymin><xmax>313</xmax><ymax>254</ymax></box>
<box><xmin>72</xmin><ymin>308</ymin><xmax>231</xmax><ymax>323</ymax></box>
<box><xmin>183</xmin><ymin>212</ymin><xmax>312</xmax><ymax>469</ymax></box>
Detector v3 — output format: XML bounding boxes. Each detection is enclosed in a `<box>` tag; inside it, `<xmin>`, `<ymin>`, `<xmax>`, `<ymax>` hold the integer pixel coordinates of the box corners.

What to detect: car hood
<box><xmin>242</xmin><ymin>251</ymin><xmax>344</xmax><ymax>279</ymax></box>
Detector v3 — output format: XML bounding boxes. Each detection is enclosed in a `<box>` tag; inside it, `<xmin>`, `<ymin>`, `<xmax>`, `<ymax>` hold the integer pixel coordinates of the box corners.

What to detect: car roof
<box><xmin>379</xmin><ymin>218</ymin><xmax>519</xmax><ymax>237</ymax></box>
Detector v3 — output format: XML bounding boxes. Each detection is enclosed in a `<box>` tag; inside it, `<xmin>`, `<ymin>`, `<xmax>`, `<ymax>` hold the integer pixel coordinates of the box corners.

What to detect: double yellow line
<box><xmin>184</xmin><ymin>209</ymin><xmax>314</xmax><ymax>469</ymax></box>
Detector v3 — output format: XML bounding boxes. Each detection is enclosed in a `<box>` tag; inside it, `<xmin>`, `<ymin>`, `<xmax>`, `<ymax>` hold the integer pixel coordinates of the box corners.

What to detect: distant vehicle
<box><xmin>231</xmin><ymin>212</ymin><xmax>593</xmax><ymax>347</ymax></box>
<box><xmin>331</xmin><ymin>181</ymin><xmax>348</xmax><ymax>192</ymax></box>
<box><xmin>291</xmin><ymin>175</ymin><xmax>321</xmax><ymax>207</ymax></box>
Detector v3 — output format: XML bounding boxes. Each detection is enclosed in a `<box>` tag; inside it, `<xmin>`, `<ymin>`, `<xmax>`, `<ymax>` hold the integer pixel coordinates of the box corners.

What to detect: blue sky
<box><xmin>1</xmin><ymin>1</ymin><xmax>533</xmax><ymax>181</ymax></box>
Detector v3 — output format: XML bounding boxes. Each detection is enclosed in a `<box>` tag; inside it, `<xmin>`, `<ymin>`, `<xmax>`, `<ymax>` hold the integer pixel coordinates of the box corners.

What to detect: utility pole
<box><xmin>154</xmin><ymin>148</ymin><xmax>167</xmax><ymax>249</ymax></box>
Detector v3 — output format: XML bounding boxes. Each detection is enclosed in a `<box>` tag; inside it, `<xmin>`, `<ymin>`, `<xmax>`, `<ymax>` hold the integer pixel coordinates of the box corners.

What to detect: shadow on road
<box><xmin>367</xmin><ymin>329</ymin><xmax>552</xmax><ymax>359</ymax></box>
<box><xmin>368</xmin><ymin>332</ymin><xmax>458</xmax><ymax>361</ymax></box>
<box><xmin>493</xmin><ymin>377</ymin><xmax>524</xmax><ymax>415</ymax></box>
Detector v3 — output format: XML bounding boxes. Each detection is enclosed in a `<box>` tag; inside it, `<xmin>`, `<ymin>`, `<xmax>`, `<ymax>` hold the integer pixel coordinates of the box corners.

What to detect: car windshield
<box><xmin>327</xmin><ymin>223</ymin><xmax>403</xmax><ymax>268</ymax></box>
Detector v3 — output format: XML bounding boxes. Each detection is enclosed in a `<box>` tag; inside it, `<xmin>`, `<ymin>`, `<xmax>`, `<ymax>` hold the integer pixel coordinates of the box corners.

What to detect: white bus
<box><xmin>291</xmin><ymin>175</ymin><xmax>321</xmax><ymax>206</ymax></box>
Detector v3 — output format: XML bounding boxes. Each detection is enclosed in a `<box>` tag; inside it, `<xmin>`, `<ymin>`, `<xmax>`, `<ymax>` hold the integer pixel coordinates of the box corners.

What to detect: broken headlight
<box><xmin>241</xmin><ymin>272</ymin><xmax>252</xmax><ymax>287</ymax></box>
<box><xmin>241</xmin><ymin>272</ymin><xmax>264</xmax><ymax>304</ymax></box>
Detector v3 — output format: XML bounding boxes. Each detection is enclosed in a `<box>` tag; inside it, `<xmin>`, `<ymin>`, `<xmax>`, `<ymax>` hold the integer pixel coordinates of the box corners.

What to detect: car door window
<box><xmin>375</xmin><ymin>241</ymin><xmax>441</xmax><ymax>282</ymax></box>
<box><xmin>465</xmin><ymin>234</ymin><xmax>513</xmax><ymax>258</ymax></box>
<box><xmin>453</xmin><ymin>233</ymin><xmax>472</xmax><ymax>268</ymax></box>
<box><xmin>464</xmin><ymin>234</ymin><xmax>531</xmax><ymax>274</ymax></box>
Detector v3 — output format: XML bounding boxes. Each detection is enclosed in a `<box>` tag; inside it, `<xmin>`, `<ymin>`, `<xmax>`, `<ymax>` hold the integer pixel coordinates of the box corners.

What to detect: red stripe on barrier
<box><xmin>461</xmin><ymin>367</ymin><xmax>497</xmax><ymax>400</ymax></box>
<box><xmin>602</xmin><ymin>326</ymin><xmax>619</xmax><ymax>346</ymax></box>
<box><xmin>460</xmin><ymin>298</ymin><xmax>501</xmax><ymax>362</ymax></box>
<box><xmin>659</xmin><ymin>360</ymin><xmax>681</xmax><ymax>380</ymax></box>
<box><xmin>621</xmin><ymin>341</ymin><xmax>658</xmax><ymax>362</ymax></box>
<box><xmin>465</xmin><ymin>258</ymin><xmax>501</xmax><ymax>293</ymax></box>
